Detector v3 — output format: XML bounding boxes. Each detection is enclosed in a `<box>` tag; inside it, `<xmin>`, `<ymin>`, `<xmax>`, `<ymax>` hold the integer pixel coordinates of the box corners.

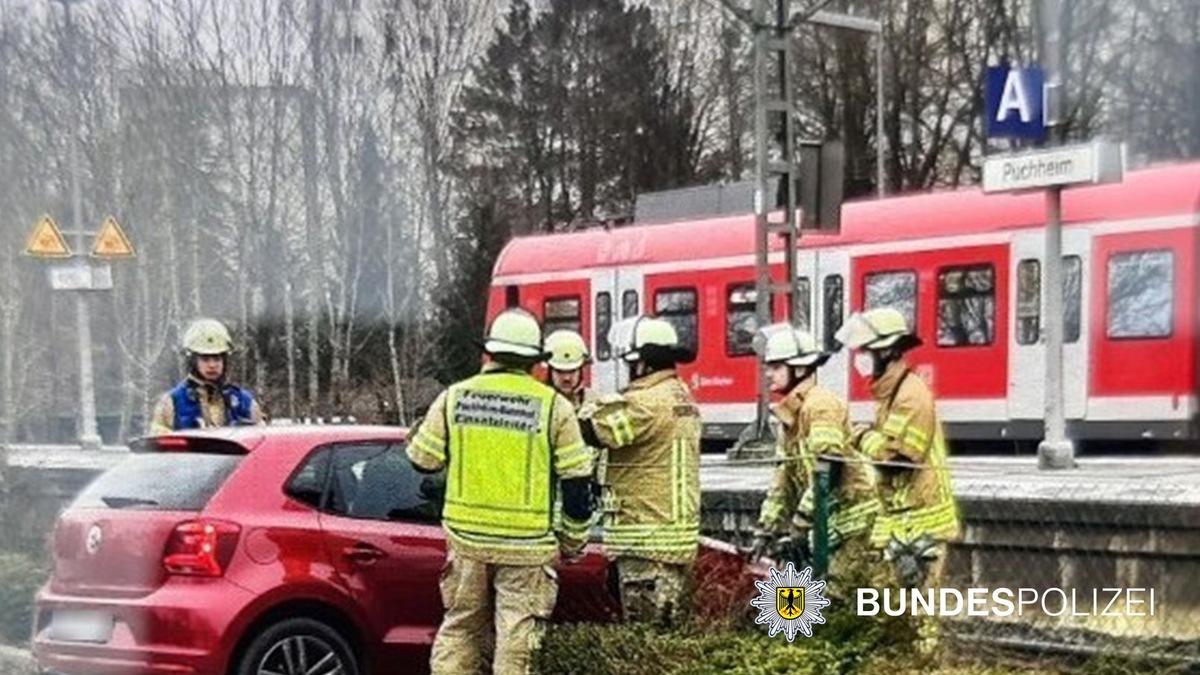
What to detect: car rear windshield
<box><xmin>72</xmin><ymin>454</ymin><xmax>242</xmax><ymax>511</ymax></box>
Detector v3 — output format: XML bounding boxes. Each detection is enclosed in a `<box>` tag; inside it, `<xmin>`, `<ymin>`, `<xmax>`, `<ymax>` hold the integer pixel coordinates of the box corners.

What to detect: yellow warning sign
<box><xmin>24</xmin><ymin>215</ymin><xmax>72</xmax><ymax>258</ymax></box>
<box><xmin>91</xmin><ymin>216</ymin><xmax>135</xmax><ymax>259</ymax></box>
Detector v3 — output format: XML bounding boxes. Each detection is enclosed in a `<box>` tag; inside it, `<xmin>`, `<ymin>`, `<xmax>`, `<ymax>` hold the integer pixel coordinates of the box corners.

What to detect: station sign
<box><xmin>982</xmin><ymin>140</ymin><xmax>1125</xmax><ymax>193</ymax></box>
<box><xmin>985</xmin><ymin>66</ymin><xmax>1046</xmax><ymax>141</ymax></box>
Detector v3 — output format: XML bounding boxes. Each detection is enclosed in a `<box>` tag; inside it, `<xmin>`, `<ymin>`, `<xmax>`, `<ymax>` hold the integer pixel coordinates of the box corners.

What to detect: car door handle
<box><xmin>342</xmin><ymin>543</ymin><xmax>387</xmax><ymax>565</ymax></box>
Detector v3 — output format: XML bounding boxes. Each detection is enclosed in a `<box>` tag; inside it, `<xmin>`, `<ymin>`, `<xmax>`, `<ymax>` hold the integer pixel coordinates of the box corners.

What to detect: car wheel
<box><xmin>235</xmin><ymin>617</ymin><xmax>360</xmax><ymax>675</ymax></box>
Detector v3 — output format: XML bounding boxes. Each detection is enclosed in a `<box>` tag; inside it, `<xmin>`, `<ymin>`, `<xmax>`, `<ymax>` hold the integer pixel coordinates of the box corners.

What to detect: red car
<box><xmin>33</xmin><ymin>425</ymin><xmax>759</xmax><ymax>675</ymax></box>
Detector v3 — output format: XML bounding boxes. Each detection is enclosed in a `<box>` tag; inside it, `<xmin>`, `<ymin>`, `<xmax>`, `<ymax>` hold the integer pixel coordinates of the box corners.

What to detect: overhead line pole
<box><xmin>715</xmin><ymin>0</ymin><xmax>880</xmax><ymax>447</ymax></box>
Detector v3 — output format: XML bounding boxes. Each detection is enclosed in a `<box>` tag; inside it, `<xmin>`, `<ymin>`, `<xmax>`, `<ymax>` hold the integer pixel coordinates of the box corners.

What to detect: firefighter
<box><xmin>545</xmin><ymin>329</ymin><xmax>608</xmax><ymax>535</ymax></box>
<box><xmin>407</xmin><ymin>308</ymin><xmax>595</xmax><ymax>675</ymax></box>
<box><xmin>578</xmin><ymin>316</ymin><xmax>700</xmax><ymax>627</ymax></box>
<box><xmin>836</xmin><ymin>307</ymin><xmax>960</xmax><ymax>655</ymax></box>
<box><xmin>748</xmin><ymin>324</ymin><xmax>879</xmax><ymax>597</ymax></box>
<box><xmin>149</xmin><ymin>318</ymin><xmax>264</xmax><ymax>435</ymax></box>
<box><xmin>544</xmin><ymin>329</ymin><xmax>591</xmax><ymax>406</ymax></box>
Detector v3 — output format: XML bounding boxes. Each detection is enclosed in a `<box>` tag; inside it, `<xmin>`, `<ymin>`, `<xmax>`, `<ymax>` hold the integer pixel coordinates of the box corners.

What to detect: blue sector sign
<box><xmin>985</xmin><ymin>66</ymin><xmax>1045</xmax><ymax>141</ymax></box>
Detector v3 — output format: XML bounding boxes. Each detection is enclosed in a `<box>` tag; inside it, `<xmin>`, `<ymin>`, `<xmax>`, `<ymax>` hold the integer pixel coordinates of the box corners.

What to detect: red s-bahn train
<box><xmin>486</xmin><ymin>161</ymin><xmax>1200</xmax><ymax>451</ymax></box>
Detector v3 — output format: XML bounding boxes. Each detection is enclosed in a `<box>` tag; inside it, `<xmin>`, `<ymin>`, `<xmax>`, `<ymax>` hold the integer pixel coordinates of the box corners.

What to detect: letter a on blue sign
<box><xmin>985</xmin><ymin>66</ymin><xmax>1045</xmax><ymax>141</ymax></box>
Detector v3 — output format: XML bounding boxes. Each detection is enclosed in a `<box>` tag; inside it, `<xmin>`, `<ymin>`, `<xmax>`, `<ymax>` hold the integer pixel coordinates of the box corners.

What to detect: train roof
<box><xmin>492</xmin><ymin>161</ymin><xmax>1200</xmax><ymax>279</ymax></box>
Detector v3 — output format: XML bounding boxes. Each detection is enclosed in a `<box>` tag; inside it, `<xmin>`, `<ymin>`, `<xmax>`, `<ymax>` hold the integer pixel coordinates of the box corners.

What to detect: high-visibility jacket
<box><xmin>857</xmin><ymin>359</ymin><xmax>960</xmax><ymax>547</ymax></box>
<box><xmin>149</xmin><ymin>376</ymin><xmax>263</xmax><ymax>436</ymax></box>
<box><xmin>588</xmin><ymin>370</ymin><xmax>701</xmax><ymax>565</ymax></box>
<box><xmin>760</xmin><ymin>380</ymin><xmax>879</xmax><ymax>540</ymax></box>
<box><xmin>407</xmin><ymin>365</ymin><xmax>594</xmax><ymax>566</ymax></box>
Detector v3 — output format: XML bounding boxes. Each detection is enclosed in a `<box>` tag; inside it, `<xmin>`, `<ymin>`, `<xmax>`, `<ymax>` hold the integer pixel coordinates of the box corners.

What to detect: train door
<box><xmin>590</xmin><ymin>267</ymin><xmax>644</xmax><ymax>395</ymax></box>
<box><xmin>1009</xmin><ymin>229</ymin><xmax>1090</xmax><ymax>424</ymax></box>
<box><xmin>590</xmin><ymin>269</ymin><xmax>618</xmax><ymax>396</ymax></box>
<box><xmin>815</xmin><ymin>249</ymin><xmax>852</xmax><ymax>404</ymax></box>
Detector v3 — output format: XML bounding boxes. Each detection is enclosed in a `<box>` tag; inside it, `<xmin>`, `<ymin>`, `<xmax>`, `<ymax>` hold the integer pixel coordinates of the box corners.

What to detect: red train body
<box><xmin>488</xmin><ymin>162</ymin><xmax>1200</xmax><ymax>448</ymax></box>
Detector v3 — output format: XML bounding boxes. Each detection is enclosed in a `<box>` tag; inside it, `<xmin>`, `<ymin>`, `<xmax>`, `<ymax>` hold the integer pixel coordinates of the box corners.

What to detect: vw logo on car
<box><xmin>85</xmin><ymin>524</ymin><xmax>102</xmax><ymax>556</ymax></box>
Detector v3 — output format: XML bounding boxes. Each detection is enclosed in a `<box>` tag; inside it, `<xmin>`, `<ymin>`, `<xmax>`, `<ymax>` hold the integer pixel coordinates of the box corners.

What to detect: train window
<box><xmin>937</xmin><ymin>264</ymin><xmax>995</xmax><ymax>347</ymax></box>
<box><xmin>1016</xmin><ymin>259</ymin><xmax>1040</xmax><ymax>345</ymax></box>
<box><xmin>654</xmin><ymin>288</ymin><xmax>698</xmax><ymax>362</ymax></box>
<box><xmin>864</xmin><ymin>270</ymin><xmax>917</xmax><ymax>330</ymax></box>
<box><xmin>1015</xmin><ymin>257</ymin><xmax>1081</xmax><ymax>346</ymax></box>
<box><xmin>543</xmin><ymin>296</ymin><xmax>582</xmax><ymax>336</ymax></box>
<box><xmin>595</xmin><ymin>292</ymin><xmax>612</xmax><ymax>361</ymax></box>
<box><xmin>505</xmin><ymin>286</ymin><xmax>519</xmax><ymax>308</ymax></box>
<box><xmin>796</xmin><ymin>277</ymin><xmax>812</xmax><ymax>331</ymax></box>
<box><xmin>622</xmin><ymin>290</ymin><xmax>639</xmax><ymax>319</ymax></box>
<box><xmin>1107</xmin><ymin>249</ymin><xmax>1173</xmax><ymax>339</ymax></box>
<box><xmin>1063</xmin><ymin>256</ymin><xmax>1082</xmax><ymax>344</ymax></box>
<box><xmin>726</xmin><ymin>283</ymin><xmax>759</xmax><ymax>357</ymax></box>
<box><xmin>823</xmin><ymin>275</ymin><xmax>844</xmax><ymax>351</ymax></box>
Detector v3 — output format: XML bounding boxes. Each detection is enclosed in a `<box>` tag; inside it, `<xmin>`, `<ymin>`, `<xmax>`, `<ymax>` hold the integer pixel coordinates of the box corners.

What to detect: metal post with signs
<box><xmin>1038</xmin><ymin>0</ymin><xmax>1070</xmax><ymax>470</ymax></box>
<box><xmin>981</xmin><ymin>0</ymin><xmax>1123</xmax><ymax>470</ymax></box>
<box><xmin>24</xmin><ymin>0</ymin><xmax>135</xmax><ymax>451</ymax></box>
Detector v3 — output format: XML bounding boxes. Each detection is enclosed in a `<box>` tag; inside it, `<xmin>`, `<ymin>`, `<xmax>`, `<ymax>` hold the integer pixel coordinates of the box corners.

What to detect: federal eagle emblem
<box><xmin>750</xmin><ymin>562</ymin><xmax>830</xmax><ymax>641</ymax></box>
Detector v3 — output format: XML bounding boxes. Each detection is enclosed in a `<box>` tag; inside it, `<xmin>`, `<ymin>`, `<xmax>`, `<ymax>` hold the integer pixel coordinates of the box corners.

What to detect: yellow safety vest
<box><xmin>442</xmin><ymin>372</ymin><xmax>557</xmax><ymax>542</ymax></box>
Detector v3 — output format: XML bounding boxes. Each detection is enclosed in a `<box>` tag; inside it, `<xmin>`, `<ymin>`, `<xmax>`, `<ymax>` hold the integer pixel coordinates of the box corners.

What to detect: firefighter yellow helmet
<box><xmin>836</xmin><ymin>307</ymin><xmax>921</xmax><ymax>351</ymax></box>
<box><xmin>545</xmin><ymin>330</ymin><xmax>590</xmax><ymax>372</ymax></box>
<box><xmin>483</xmin><ymin>308</ymin><xmax>545</xmax><ymax>359</ymax></box>
<box><xmin>182</xmin><ymin>319</ymin><xmax>233</xmax><ymax>355</ymax></box>
<box><xmin>759</xmin><ymin>323</ymin><xmax>827</xmax><ymax>366</ymax></box>
<box><xmin>611</xmin><ymin>316</ymin><xmax>681</xmax><ymax>363</ymax></box>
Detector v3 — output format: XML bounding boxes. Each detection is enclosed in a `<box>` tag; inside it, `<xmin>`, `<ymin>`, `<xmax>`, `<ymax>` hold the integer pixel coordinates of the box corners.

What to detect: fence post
<box><xmin>812</xmin><ymin>458</ymin><xmax>832</xmax><ymax>578</ymax></box>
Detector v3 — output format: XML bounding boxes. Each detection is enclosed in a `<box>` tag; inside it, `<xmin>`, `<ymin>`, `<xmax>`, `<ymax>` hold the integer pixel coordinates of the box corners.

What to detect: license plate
<box><xmin>48</xmin><ymin>610</ymin><xmax>113</xmax><ymax>643</ymax></box>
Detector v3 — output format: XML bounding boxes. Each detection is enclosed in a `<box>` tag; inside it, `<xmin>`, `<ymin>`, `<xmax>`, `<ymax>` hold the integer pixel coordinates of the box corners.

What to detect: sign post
<box><xmin>982</xmin><ymin>1</ymin><xmax>1123</xmax><ymax>470</ymax></box>
<box><xmin>23</xmin><ymin>207</ymin><xmax>135</xmax><ymax>450</ymax></box>
<box><xmin>1038</xmin><ymin>0</ymin><xmax>1071</xmax><ymax>471</ymax></box>
<box><xmin>21</xmin><ymin>0</ymin><xmax>136</xmax><ymax>450</ymax></box>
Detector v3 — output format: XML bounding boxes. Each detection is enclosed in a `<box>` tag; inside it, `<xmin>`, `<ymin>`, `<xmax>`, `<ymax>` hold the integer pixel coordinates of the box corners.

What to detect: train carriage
<box><xmin>488</xmin><ymin>162</ymin><xmax>1200</xmax><ymax>450</ymax></box>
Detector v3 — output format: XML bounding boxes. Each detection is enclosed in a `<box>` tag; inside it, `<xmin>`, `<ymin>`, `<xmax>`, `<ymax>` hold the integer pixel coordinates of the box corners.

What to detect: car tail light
<box><xmin>162</xmin><ymin>520</ymin><xmax>241</xmax><ymax>577</ymax></box>
<box><xmin>154</xmin><ymin>437</ymin><xmax>190</xmax><ymax>451</ymax></box>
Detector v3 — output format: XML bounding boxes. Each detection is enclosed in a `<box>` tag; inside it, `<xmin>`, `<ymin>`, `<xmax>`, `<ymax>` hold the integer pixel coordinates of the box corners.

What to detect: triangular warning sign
<box><xmin>24</xmin><ymin>215</ymin><xmax>72</xmax><ymax>258</ymax></box>
<box><xmin>91</xmin><ymin>216</ymin><xmax>135</xmax><ymax>259</ymax></box>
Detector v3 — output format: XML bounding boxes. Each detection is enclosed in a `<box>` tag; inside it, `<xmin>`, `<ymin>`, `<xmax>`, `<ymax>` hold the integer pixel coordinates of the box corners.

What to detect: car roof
<box><xmin>149</xmin><ymin>424</ymin><xmax>410</xmax><ymax>453</ymax></box>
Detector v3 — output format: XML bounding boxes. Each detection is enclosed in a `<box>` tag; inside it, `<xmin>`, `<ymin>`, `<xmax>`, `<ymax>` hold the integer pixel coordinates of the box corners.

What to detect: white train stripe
<box><xmin>705</xmin><ymin>396</ymin><xmax>1196</xmax><ymax>428</ymax></box>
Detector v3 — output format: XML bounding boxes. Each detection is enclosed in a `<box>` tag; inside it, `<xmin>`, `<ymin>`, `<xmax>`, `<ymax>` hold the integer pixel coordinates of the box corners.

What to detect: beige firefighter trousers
<box><xmin>615</xmin><ymin>557</ymin><xmax>693</xmax><ymax>627</ymax></box>
<box><xmin>871</xmin><ymin>542</ymin><xmax>950</xmax><ymax>658</ymax></box>
<box><xmin>429</xmin><ymin>554</ymin><xmax>558</xmax><ymax>675</ymax></box>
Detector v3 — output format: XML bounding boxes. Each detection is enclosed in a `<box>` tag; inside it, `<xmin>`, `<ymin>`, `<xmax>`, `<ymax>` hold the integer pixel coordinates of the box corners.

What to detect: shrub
<box><xmin>534</xmin><ymin>622</ymin><xmax>838</xmax><ymax>675</ymax></box>
<box><xmin>0</xmin><ymin>552</ymin><xmax>47</xmax><ymax>645</ymax></box>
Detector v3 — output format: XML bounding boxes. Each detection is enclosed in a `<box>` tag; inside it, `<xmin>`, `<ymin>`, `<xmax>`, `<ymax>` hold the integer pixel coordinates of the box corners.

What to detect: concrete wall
<box><xmin>701</xmin><ymin>488</ymin><xmax>1200</xmax><ymax>641</ymax></box>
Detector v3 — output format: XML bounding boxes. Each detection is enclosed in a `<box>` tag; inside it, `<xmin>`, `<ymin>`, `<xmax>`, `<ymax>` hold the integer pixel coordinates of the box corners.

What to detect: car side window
<box><xmin>285</xmin><ymin>448</ymin><xmax>331</xmax><ymax>509</ymax></box>
<box><xmin>326</xmin><ymin>443</ymin><xmax>444</xmax><ymax>524</ymax></box>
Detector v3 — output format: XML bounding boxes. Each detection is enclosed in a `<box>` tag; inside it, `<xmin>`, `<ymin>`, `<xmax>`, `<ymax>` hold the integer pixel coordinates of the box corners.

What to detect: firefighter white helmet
<box><xmin>757</xmin><ymin>323</ymin><xmax>828</xmax><ymax>367</ymax></box>
<box><xmin>545</xmin><ymin>330</ymin><xmax>590</xmax><ymax>371</ymax></box>
<box><xmin>482</xmin><ymin>308</ymin><xmax>546</xmax><ymax>359</ymax></box>
<box><xmin>835</xmin><ymin>307</ymin><xmax>922</xmax><ymax>351</ymax></box>
<box><xmin>182</xmin><ymin>319</ymin><xmax>233</xmax><ymax>355</ymax></box>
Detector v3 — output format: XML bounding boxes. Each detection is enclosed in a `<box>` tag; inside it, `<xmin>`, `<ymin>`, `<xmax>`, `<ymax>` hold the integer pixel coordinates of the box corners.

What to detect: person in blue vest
<box><xmin>149</xmin><ymin>319</ymin><xmax>264</xmax><ymax>435</ymax></box>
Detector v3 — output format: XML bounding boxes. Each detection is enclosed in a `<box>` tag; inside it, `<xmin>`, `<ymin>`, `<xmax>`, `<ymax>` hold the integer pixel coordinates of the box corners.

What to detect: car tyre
<box><xmin>235</xmin><ymin>617</ymin><xmax>360</xmax><ymax>675</ymax></box>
